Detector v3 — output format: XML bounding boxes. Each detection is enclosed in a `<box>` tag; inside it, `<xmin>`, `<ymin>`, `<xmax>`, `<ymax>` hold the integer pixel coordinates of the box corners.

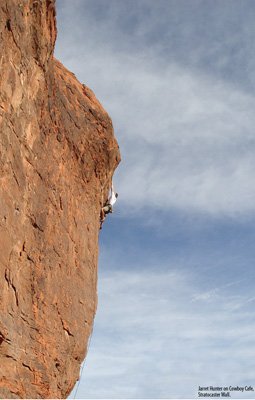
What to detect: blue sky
<box><xmin>55</xmin><ymin>1</ymin><xmax>255</xmax><ymax>398</ymax></box>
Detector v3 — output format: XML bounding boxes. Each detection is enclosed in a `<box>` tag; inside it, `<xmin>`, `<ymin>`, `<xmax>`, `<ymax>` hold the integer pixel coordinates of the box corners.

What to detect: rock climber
<box><xmin>100</xmin><ymin>184</ymin><xmax>118</xmax><ymax>229</ymax></box>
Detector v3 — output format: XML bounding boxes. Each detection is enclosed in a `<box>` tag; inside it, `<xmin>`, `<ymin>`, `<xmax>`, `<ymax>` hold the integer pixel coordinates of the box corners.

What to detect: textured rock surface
<box><xmin>0</xmin><ymin>1</ymin><xmax>120</xmax><ymax>398</ymax></box>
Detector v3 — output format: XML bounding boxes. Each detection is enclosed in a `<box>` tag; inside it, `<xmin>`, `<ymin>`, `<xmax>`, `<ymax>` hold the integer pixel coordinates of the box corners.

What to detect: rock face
<box><xmin>0</xmin><ymin>1</ymin><xmax>120</xmax><ymax>398</ymax></box>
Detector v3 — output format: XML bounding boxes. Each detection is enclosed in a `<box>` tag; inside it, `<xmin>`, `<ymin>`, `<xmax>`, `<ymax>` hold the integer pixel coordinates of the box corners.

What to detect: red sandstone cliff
<box><xmin>0</xmin><ymin>1</ymin><xmax>120</xmax><ymax>398</ymax></box>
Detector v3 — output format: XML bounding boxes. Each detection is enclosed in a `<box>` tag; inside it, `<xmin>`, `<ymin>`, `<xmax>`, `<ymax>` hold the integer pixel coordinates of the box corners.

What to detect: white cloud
<box><xmin>55</xmin><ymin>2</ymin><xmax>255</xmax><ymax>218</ymax></box>
<box><xmin>70</xmin><ymin>266</ymin><xmax>255</xmax><ymax>399</ymax></box>
<box><xmin>57</xmin><ymin>4</ymin><xmax>255</xmax><ymax>399</ymax></box>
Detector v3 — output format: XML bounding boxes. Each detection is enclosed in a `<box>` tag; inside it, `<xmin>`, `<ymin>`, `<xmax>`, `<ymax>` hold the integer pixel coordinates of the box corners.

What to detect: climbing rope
<box><xmin>73</xmin><ymin>360</ymin><xmax>86</xmax><ymax>399</ymax></box>
<box><xmin>73</xmin><ymin>326</ymin><xmax>94</xmax><ymax>399</ymax></box>
<box><xmin>2</xmin><ymin>316</ymin><xmax>95</xmax><ymax>399</ymax></box>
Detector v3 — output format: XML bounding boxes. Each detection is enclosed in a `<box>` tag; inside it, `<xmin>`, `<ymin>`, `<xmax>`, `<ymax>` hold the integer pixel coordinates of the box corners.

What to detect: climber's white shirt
<box><xmin>109</xmin><ymin>191</ymin><xmax>117</xmax><ymax>206</ymax></box>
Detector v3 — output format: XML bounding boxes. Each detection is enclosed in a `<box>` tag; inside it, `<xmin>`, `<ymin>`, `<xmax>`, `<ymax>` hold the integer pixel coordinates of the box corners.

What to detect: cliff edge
<box><xmin>0</xmin><ymin>1</ymin><xmax>120</xmax><ymax>398</ymax></box>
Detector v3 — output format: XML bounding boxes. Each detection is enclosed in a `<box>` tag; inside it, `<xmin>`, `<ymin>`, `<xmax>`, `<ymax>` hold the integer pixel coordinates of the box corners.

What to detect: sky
<box><xmin>55</xmin><ymin>1</ymin><xmax>255</xmax><ymax>398</ymax></box>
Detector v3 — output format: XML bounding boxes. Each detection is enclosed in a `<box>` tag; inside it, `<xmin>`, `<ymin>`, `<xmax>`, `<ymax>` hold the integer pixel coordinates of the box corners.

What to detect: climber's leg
<box><xmin>100</xmin><ymin>210</ymin><xmax>105</xmax><ymax>230</ymax></box>
<box><xmin>100</xmin><ymin>204</ymin><xmax>113</xmax><ymax>229</ymax></box>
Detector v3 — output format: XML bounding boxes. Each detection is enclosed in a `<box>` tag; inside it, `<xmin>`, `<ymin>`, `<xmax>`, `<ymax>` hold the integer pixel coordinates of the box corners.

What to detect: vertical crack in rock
<box><xmin>0</xmin><ymin>0</ymin><xmax>121</xmax><ymax>398</ymax></box>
